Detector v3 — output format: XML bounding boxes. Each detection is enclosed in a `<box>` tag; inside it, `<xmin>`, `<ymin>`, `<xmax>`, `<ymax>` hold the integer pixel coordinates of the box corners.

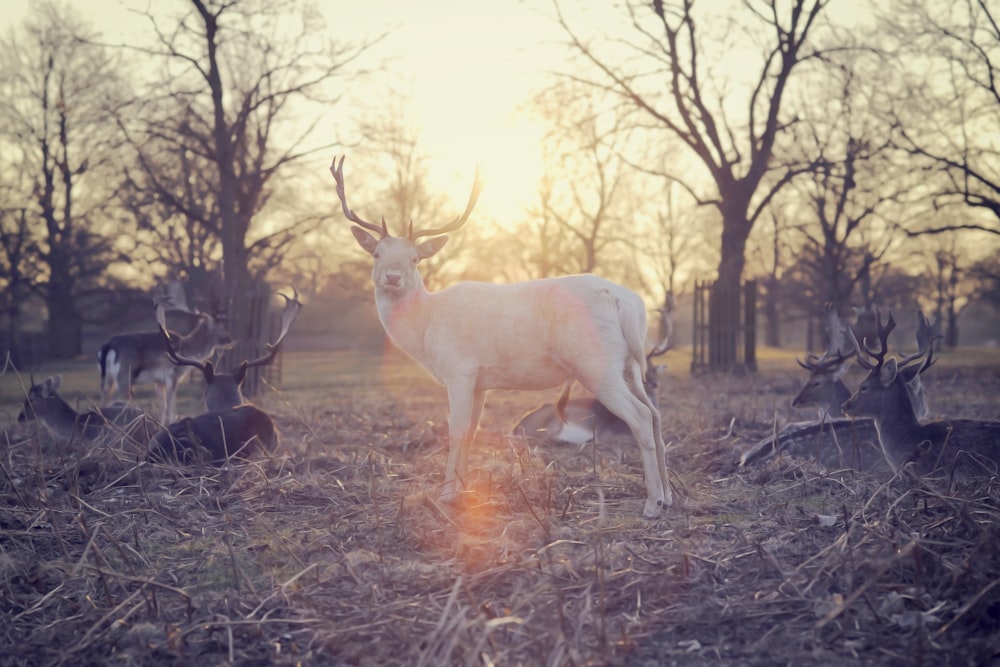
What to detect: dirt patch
<box><xmin>1</xmin><ymin>364</ymin><xmax>998</xmax><ymax>665</ymax></box>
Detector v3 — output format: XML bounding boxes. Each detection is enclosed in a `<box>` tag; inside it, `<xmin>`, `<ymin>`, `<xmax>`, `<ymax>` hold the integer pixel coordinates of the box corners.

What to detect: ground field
<box><xmin>1</xmin><ymin>347</ymin><xmax>999</xmax><ymax>666</ymax></box>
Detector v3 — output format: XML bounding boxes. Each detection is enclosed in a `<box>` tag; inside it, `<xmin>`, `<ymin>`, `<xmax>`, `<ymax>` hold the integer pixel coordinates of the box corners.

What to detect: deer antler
<box><xmin>797</xmin><ymin>304</ymin><xmax>857</xmax><ymax>372</ymax></box>
<box><xmin>898</xmin><ymin>310</ymin><xmax>942</xmax><ymax>374</ymax></box>
<box><xmin>154</xmin><ymin>302</ymin><xmax>213</xmax><ymax>375</ymax></box>
<box><xmin>409</xmin><ymin>165</ymin><xmax>484</xmax><ymax>240</ymax></box>
<box><xmin>850</xmin><ymin>308</ymin><xmax>896</xmax><ymax>371</ymax></box>
<box><xmin>330</xmin><ymin>156</ymin><xmax>389</xmax><ymax>238</ymax></box>
<box><xmin>238</xmin><ymin>288</ymin><xmax>304</xmax><ymax>371</ymax></box>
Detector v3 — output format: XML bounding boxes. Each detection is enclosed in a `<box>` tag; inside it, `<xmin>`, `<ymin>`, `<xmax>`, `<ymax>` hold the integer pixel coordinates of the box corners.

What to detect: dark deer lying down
<box><xmin>146</xmin><ymin>290</ymin><xmax>302</xmax><ymax>466</ymax></box>
<box><xmin>511</xmin><ymin>293</ymin><xmax>675</xmax><ymax>447</ymax></box>
<box><xmin>147</xmin><ymin>406</ymin><xmax>278</xmax><ymax>465</ymax></box>
<box><xmin>18</xmin><ymin>375</ymin><xmax>157</xmax><ymax>447</ymax></box>
<box><xmin>741</xmin><ymin>309</ymin><xmax>942</xmax><ymax>471</ymax></box>
<box><xmin>842</xmin><ymin>309</ymin><xmax>1000</xmax><ymax>481</ymax></box>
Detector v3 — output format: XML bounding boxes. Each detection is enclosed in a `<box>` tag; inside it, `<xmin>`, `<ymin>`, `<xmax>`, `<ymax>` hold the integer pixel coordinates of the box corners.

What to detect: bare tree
<box><xmin>120</xmin><ymin>0</ymin><xmax>371</xmax><ymax>302</ymax></box>
<box><xmin>522</xmin><ymin>80</ymin><xmax>640</xmax><ymax>277</ymax></box>
<box><xmin>553</xmin><ymin>0</ymin><xmax>836</xmax><ymax>367</ymax></box>
<box><xmin>0</xmin><ymin>3</ymin><xmax>131</xmax><ymax>358</ymax></box>
<box><xmin>0</xmin><ymin>206</ymin><xmax>38</xmax><ymax>362</ymax></box>
<box><xmin>888</xmin><ymin>0</ymin><xmax>1000</xmax><ymax>237</ymax></box>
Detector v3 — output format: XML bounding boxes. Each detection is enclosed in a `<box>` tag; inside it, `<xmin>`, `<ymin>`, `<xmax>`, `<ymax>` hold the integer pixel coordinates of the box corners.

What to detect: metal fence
<box><xmin>691</xmin><ymin>279</ymin><xmax>757</xmax><ymax>374</ymax></box>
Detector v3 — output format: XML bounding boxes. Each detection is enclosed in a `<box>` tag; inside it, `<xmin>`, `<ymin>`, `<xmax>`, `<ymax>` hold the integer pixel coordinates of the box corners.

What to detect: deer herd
<box><xmin>7</xmin><ymin>154</ymin><xmax>1000</xmax><ymax>517</ymax></box>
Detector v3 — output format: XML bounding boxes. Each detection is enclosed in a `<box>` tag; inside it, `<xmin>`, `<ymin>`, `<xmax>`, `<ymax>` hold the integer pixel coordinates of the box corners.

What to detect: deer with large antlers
<box><xmin>146</xmin><ymin>291</ymin><xmax>302</xmax><ymax>466</ymax></box>
<box><xmin>512</xmin><ymin>293</ymin><xmax>674</xmax><ymax>448</ymax></box>
<box><xmin>741</xmin><ymin>309</ymin><xmax>940</xmax><ymax>470</ymax></box>
<box><xmin>331</xmin><ymin>156</ymin><xmax>671</xmax><ymax>517</ymax></box>
<box><xmin>98</xmin><ymin>292</ymin><xmax>233</xmax><ymax>424</ymax></box>
<box><xmin>842</xmin><ymin>309</ymin><xmax>1000</xmax><ymax>480</ymax></box>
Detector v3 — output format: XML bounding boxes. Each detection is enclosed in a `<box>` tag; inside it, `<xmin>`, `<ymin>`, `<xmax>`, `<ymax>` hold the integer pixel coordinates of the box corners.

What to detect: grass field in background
<box><xmin>4</xmin><ymin>344</ymin><xmax>999</xmax><ymax>421</ymax></box>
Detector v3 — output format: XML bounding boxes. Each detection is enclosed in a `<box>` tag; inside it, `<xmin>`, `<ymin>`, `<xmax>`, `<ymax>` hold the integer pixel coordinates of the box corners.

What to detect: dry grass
<box><xmin>1</xmin><ymin>349</ymin><xmax>999</xmax><ymax>666</ymax></box>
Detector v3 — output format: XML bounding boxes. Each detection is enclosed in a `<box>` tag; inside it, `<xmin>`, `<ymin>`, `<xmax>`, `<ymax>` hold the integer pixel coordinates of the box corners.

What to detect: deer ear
<box><xmin>879</xmin><ymin>358</ymin><xmax>897</xmax><ymax>386</ymax></box>
<box><xmin>351</xmin><ymin>226</ymin><xmax>379</xmax><ymax>255</ymax></box>
<box><xmin>416</xmin><ymin>236</ymin><xmax>448</xmax><ymax>260</ymax></box>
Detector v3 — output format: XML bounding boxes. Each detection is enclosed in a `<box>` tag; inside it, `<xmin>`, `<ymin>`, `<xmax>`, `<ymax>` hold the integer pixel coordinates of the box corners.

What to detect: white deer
<box><xmin>330</xmin><ymin>156</ymin><xmax>671</xmax><ymax>518</ymax></box>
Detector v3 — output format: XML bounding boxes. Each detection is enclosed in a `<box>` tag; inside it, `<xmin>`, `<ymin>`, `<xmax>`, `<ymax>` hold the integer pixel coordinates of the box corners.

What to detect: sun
<box><xmin>421</xmin><ymin>113</ymin><xmax>546</xmax><ymax>230</ymax></box>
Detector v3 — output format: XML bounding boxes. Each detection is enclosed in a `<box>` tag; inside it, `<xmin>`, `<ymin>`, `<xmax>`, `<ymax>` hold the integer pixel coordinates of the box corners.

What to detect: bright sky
<box><xmin>333</xmin><ymin>0</ymin><xmax>566</xmax><ymax>222</ymax></box>
<box><xmin>1</xmin><ymin>0</ymin><xmax>568</xmax><ymax>223</ymax></box>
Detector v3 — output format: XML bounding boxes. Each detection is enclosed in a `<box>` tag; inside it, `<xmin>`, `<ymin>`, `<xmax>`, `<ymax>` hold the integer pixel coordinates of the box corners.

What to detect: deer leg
<box><xmin>647</xmin><ymin>394</ymin><xmax>671</xmax><ymax>508</ymax></box>
<box><xmin>594</xmin><ymin>381</ymin><xmax>666</xmax><ymax>519</ymax></box>
<box><xmin>160</xmin><ymin>379</ymin><xmax>176</xmax><ymax>424</ymax></box>
<box><xmin>457</xmin><ymin>389</ymin><xmax>486</xmax><ymax>476</ymax></box>
<box><xmin>441</xmin><ymin>379</ymin><xmax>479</xmax><ymax>504</ymax></box>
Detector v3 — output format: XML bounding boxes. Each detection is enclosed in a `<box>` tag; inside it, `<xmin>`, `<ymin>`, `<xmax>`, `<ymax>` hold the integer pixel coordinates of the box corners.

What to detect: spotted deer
<box><xmin>146</xmin><ymin>291</ymin><xmax>302</xmax><ymax>466</ymax></box>
<box><xmin>842</xmin><ymin>309</ymin><xmax>1000</xmax><ymax>480</ymax></box>
<box><xmin>98</xmin><ymin>291</ymin><xmax>232</xmax><ymax>424</ymax></box>
<box><xmin>331</xmin><ymin>156</ymin><xmax>670</xmax><ymax>517</ymax></box>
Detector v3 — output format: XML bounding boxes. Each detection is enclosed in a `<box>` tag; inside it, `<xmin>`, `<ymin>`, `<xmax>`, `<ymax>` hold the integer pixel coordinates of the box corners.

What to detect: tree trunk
<box><xmin>46</xmin><ymin>281</ymin><xmax>81</xmax><ymax>359</ymax></box>
<box><xmin>945</xmin><ymin>306</ymin><xmax>959</xmax><ymax>348</ymax></box>
<box><xmin>763</xmin><ymin>278</ymin><xmax>782</xmax><ymax>348</ymax></box>
<box><xmin>710</xmin><ymin>206</ymin><xmax>752</xmax><ymax>370</ymax></box>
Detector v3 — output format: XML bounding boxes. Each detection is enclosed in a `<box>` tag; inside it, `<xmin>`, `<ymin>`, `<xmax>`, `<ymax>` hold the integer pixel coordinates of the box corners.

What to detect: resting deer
<box><xmin>842</xmin><ymin>309</ymin><xmax>1000</xmax><ymax>480</ymax></box>
<box><xmin>742</xmin><ymin>309</ymin><xmax>940</xmax><ymax>470</ymax></box>
<box><xmin>98</xmin><ymin>295</ymin><xmax>232</xmax><ymax>424</ymax></box>
<box><xmin>146</xmin><ymin>291</ymin><xmax>301</xmax><ymax>466</ymax></box>
<box><xmin>512</xmin><ymin>293</ymin><xmax>674</xmax><ymax>447</ymax></box>
<box><xmin>331</xmin><ymin>156</ymin><xmax>670</xmax><ymax>518</ymax></box>
<box><xmin>18</xmin><ymin>375</ymin><xmax>156</xmax><ymax>446</ymax></box>
<box><xmin>791</xmin><ymin>304</ymin><xmax>857</xmax><ymax>419</ymax></box>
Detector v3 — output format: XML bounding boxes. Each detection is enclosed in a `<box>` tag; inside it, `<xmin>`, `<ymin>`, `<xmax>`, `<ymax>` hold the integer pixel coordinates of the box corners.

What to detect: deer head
<box><xmin>330</xmin><ymin>155</ymin><xmax>482</xmax><ymax>299</ymax></box>
<box><xmin>155</xmin><ymin>289</ymin><xmax>303</xmax><ymax>411</ymax></box>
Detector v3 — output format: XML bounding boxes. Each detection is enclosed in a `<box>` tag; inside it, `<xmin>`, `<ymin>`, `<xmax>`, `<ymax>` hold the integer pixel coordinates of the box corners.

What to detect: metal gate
<box><xmin>691</xmin><ymin>279</ymin><xmax>757</xmax><ymax>374</ymax></box>
<box><xmin>220</xmin><ymin>282</ymin><xmax>282</xmax><ymax>398</ymax></box>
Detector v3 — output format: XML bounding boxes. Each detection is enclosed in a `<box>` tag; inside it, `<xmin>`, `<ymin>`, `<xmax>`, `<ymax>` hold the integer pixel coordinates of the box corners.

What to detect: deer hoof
<box><xmin>642</xmin><ymin>498</ymin><xmax>663</xmax><ymax>519</ymax></box>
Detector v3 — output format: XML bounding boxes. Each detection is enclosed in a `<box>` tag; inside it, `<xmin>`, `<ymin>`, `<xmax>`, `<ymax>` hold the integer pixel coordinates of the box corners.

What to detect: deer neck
<box><xmin>829</xmin><ymin>381</ymin><xmax>851</xmax><ymax>417</ymax></box>
<box><xmin>374</xmin><ymin>281</ymin><xmax>431</xmax><ymax>358</ymax></box>
<box><xmin>40</xmin><ymin>397</ymin><xmax>80</xmax><ymax>439</ymax></box>
<box><xmin>871</xmin><ymin>380</ymin><xmax>924</xmax><ymax>462</ymax></box>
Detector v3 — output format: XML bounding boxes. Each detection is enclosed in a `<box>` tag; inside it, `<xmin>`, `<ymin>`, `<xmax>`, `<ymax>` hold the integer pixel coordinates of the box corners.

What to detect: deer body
<box><xmin>99</xmin><ymin>313</ymin><xmax>232</xmax><ymax>424</ymax></box>
<box><xmin>738</xmin><ymin>418</ymin><xmax>884</xmax><ymax>471</ymax></box>
<box><xmin>512</xmin><ymin>296</ymin><xmax>672</xmax><ymax>448</ymax></box>
<box><xmin>18</xmin><ymin>376</ymin><xmax>155</xmax><ymax>445</ymax></box>
<box><xmin>513</xmin><ymin>385</ymin><xmax>659</xmax><ymax>447</ymax></box>
<box><xmin>335</xmin><ymin>157</ymin><xmax>669</xmax><ymax>517</ymax></box>
<box><xmin>148</xmin><ymin>405</ymin><xmax>277</xmax><ymax>465</ymax></box>
<box><xmin>843</xmin><ymin>359</ymin><xmax>1000</xmax><ymax>479</ymax></box>
<box><xmin>843</xmin><ymin>311</ymin><xmax>1000</xmax><ymax>480</ymax></box>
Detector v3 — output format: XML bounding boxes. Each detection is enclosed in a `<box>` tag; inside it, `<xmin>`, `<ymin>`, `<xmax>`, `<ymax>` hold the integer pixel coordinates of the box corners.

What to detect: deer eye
<box><xmin>411</xmin><ymin>256</ymin><xmax>419</xmax><ymax>265</ymax></box>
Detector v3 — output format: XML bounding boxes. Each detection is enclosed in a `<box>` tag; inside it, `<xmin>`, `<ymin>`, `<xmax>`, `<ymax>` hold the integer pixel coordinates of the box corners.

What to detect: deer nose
<box><xmin>384</xmin><ymin>272</ymin><xmax>402</xmax><ymax>287</ymax></box>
